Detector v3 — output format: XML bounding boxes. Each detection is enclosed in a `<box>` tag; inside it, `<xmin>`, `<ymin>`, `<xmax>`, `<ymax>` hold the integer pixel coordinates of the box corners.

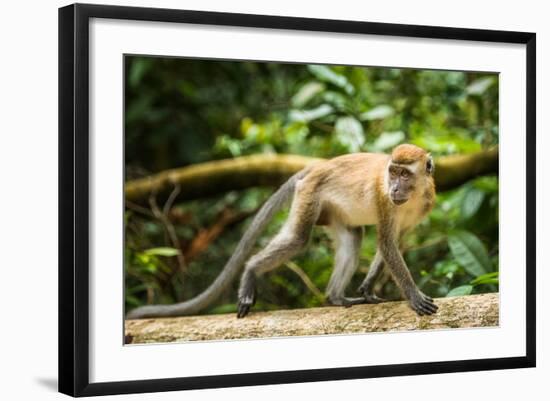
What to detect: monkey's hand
<box><xmin>408</xmin><ymin>291</ymin><xmax>438</xmax><ymax>316</ymax></box>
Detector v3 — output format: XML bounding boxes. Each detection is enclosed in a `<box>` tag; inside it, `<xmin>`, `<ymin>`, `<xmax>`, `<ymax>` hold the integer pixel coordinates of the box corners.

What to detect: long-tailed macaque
<box><xmin>127</xmin><ymin>144</ymin><xmax>438</xmax><ymax>319</ymax></box>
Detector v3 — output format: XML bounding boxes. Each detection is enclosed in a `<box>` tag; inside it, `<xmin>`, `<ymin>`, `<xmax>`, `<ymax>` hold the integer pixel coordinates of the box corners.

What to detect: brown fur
<box><xmin>391</xmin><ymin>143</ymin><xmax>429</xmax><ymax>165</ymax></box>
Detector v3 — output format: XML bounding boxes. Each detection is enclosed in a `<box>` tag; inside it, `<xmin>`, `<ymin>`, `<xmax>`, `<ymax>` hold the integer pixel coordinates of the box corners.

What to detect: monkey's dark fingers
<box><xmin>424</xmin><ymin>301</ymin><xmax>438</xmax><ymax>314</ymax></box>
<box><xmin>418</xmin><ymin>305</ymin><xmax>434</xmax><ymax>315</ymax></box>
<box><xmin>412</xmin><ymin>304</ymin><xmax>429</xmax><ymax>316</ymax></box>
<box><xmin>409</xmin><ymin>294</ymin><xmax>438</xmax><ymax>316</ymax></box>
<box><xmin>416</xmin><ymin>300</ymin><xmax>438</xmax><ymax>315</ymax></box>
<box><xmin>421</xmin><ymin>295</ymin><xmax>438</xmax><ymax>312</ymax></box>
<box><xmin>422</xmin><ymin>294</ymin><xmax>434</xmax><ymax>303</ymax></box>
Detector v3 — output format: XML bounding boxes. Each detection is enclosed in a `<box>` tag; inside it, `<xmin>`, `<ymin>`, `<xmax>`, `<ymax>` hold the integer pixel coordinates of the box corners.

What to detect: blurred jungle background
<box><xmin>124</xmin><ymin>56</ymin><xmax>499</xmax><ymax>316</ymax></box>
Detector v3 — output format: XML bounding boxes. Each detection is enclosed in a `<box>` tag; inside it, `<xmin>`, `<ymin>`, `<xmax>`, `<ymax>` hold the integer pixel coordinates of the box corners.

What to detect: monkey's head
<box><xmin>387</xmin><ymin>144</ymin><xmax>434</xmax><ymax>206</ymax></box>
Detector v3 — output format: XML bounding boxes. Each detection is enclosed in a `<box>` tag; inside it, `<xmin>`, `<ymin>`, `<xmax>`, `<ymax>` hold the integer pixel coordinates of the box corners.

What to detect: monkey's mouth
<box><xmin>391</xmin><ymin>197</ymin><xmax>408</xmax><ymax>206</ymax></box>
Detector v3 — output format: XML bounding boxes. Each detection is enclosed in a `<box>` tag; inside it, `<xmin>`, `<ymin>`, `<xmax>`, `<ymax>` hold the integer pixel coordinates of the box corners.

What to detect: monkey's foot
<box><xmin>362</xmin><ymin>294</ymin><xmax>387</xmax><ymax>304</ymax></box>
<box><xmin>237</xmin><ymin>298</ymin><xmax>253</xmax><ymax>318</ymax></box>
<box><xmin>237</xmin><ymin>291</ymin><xmax>256</xmax><ymax>318</ymax></box>
<box><xmin>237</xmin><ymin>275</ymin><xmax>256</xmax><ymax>318</ymax></box>
<box><xmin>357</xmin><ymin>287</ymin><xmax>387</xmax><ymax>304</ymax></box>
<box><xmin>329</xmin><ymin>296</ymin><xmax>366</xmax><ymax>308</ymax></box>
<box><xmin>408</xmin><ymin>291</ymin><xmax>438</xmax><ymax>316</ymax></box>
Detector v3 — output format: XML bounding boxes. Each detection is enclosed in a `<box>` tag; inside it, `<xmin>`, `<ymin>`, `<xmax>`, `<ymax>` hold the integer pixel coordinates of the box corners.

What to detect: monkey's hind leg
<box><xmin>237</xmin><ymin>231</ymin><xmax>310</xmax><ymax>318</ymax></box>
<box><xmin>237</xmin><ymin>178</ymin><xmax>321</xmax><ymax>318</ymax></box>
<box><xmin>237</xmin><ymin>214</ymin><xmax>317</xmax><ymax>318</ymax></box>
<box><xmin>325</xmin><ymin>225</ymin><xmax>365</xmax><ymax>307</ymax></box>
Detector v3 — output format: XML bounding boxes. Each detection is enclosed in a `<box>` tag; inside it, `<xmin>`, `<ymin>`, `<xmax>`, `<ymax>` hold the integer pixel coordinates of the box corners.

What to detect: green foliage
<box><xmin>447</xmin><ymin>285</ymin><xmax>473</xmax><ymax>297</ymax></box>
<box><xmin>334</xmin><ymin>116</ymin><xmax>365</xmax><ymax>152</ymax></box>
<box><xmin>143</xmin><ymin>247</ymin><xmax>180</xmax><ymax>257</ymax></box>
<box><xmin>125</xmin><ymin>57</ymin><xmax>499</xmax><ymax>313</ymax></box>
<box><xmin>447</xmin><ymin>272</ymin><xmax>499</xmax><ymax>297</ymax></box>
<box><xmin>307</xmin><ymin>65</ymin><xmax>355</xmax><ymax>95</ymax></box>
<box><xmin>448</xmin><ymin>230</ymin><xmax>491</xmax><ymax>277</ymax></box>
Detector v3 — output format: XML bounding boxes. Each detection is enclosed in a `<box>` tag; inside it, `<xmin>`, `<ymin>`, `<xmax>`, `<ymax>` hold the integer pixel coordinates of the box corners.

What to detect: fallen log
<box><xmin>125</xmin><ymin>293</ymin><xmax>498</xmax><ymax>343</ymax></box>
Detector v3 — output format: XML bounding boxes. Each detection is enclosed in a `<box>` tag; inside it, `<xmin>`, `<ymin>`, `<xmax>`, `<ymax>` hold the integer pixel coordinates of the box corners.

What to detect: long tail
<box><xmin>126</xmin><ymin>170</ymin><xmax>306</xmax><ymax>319</ymax></box>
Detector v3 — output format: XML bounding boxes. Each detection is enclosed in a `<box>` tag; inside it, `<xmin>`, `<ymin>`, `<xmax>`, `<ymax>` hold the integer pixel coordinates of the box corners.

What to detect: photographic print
<box><xmin>59</xmin><ymin>4</ymin><xmax>535</xmax><ymax>396</ymax></box>
<box><xmin>123</xmin><ymin>56</ymin><xmax>500</xmax><ymax>344</ymax></box>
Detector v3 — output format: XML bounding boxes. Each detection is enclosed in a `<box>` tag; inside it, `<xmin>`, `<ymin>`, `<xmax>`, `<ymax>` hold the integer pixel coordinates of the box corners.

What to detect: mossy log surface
<box><xmin>125</xmin><ymin>148</ymin><xmax>498</xmax><ymax>205</ymax></box>
<box><xmin>125</xmin><ymin>293</ymin><xmax>498</xmax><ymax>344</ymax></box>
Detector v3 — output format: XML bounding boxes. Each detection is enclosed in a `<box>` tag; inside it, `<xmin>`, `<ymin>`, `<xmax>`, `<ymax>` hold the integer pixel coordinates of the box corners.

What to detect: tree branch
<box><xmin>124</xmin><ymin>293</ymin><xmax>498</xmax><ymax>343</ymax></box>
<box><xmin>125</xmin><ymin>148</ymin><xmax>498</xmax><ymax>205</ymax></box>
<box><xmin>433</xmin><ymin>146</ymin><xmax>498</xmax><ymax>191</ymax></box>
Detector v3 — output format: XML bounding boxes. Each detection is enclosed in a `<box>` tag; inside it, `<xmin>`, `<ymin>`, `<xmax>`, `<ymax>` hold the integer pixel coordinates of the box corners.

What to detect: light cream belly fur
<box><xmin>324</xmin><ymin>189</ymin><xmax>426</xmax><ymax>229</ymax></box>
<box><xmin>322</xmin><ymin>186</ymin><xmax>380</xmax><ymax>227</ymax></box>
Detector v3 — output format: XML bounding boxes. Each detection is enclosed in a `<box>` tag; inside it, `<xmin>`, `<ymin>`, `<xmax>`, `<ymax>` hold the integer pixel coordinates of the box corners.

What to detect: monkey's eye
<box><xmin>400</xmin><ymin>170</ymin><xmax>410</xmax><ymax>180</ymax></box>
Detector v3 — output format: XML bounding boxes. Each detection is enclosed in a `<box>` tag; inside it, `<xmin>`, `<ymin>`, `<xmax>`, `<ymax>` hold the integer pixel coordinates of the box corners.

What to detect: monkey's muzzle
<box><xmin>390</xmin><ymin>186</ymin><xmax>409</xmax><ymax>206</ymax></box>
<box><xmin>390</xmin><ymin>196</ymin><xmax>408</xmax><ymax>206</ymax></box>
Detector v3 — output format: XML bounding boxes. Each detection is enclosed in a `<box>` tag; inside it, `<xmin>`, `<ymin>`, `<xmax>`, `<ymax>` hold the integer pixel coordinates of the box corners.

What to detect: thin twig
<box><xmin>401</xmin><ymin>237</ymin><xmax>447</xmax><ymax>254</ymax></box>
<box><xmin>163</xmin><ymin>185</ymin><xmax>187</xmax><ymax>276</ymax></box>
<box><xmin>125</xmin><ymin>200</ymin><xmax>155</xmax><ymax>218</ymax></box>
<box><xmin>148</xmin><ymin>185</ymin><xmax>187</xmax><ymax>278</ymax></box>
<box><xmin>285</xmin><ymin>261</ymin><xmax>324</xmax><ymax>300</ymax></box>
<box><xmin>163</xmin><ymin>184</ymin><xmax>181</xmax><ymax>216</ymax></box>
<box><xmin>311</xmin><ymin>121</ymin><xmax>334</xmax><ymax>134</ymax></box>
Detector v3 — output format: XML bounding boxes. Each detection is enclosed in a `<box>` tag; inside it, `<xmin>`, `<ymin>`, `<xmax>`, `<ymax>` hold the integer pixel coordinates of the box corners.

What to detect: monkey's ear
<box><xmin>426</xmin><ymin>155</ymin><xmax>434</xmax><ymax>175</ymax></box>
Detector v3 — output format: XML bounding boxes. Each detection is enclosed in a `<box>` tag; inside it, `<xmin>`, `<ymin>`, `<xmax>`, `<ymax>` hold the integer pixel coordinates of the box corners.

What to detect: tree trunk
<box><xmin>124</xmin><ymin>293</ymin><xmax>498</xmax><ymax>343</ymax></box>
<box><xmin>125</xmin><ymin>148</ymin><xmax>498</xmax><ymax>205</ymax></box>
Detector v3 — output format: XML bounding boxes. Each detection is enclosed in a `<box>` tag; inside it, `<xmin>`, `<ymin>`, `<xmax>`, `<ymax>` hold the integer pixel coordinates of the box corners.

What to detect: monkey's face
<box><xmin>387</xmin><ymin>163</ymin><xmax>417</xmax><ymax>206</ymax></box>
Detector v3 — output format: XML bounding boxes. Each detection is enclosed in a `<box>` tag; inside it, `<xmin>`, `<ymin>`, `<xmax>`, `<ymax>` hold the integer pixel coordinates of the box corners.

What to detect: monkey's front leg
<box><xmin>378</xmin><ymin>225</ymin><xmax>438</xmax><ymax>316</ymax></box>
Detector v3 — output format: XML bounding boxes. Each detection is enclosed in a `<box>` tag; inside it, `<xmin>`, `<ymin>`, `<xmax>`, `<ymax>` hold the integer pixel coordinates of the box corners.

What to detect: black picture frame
<box><xmin>59</xmin><ymin>3</ymin><xmax>536</xmax><ymax>397</ymax></box>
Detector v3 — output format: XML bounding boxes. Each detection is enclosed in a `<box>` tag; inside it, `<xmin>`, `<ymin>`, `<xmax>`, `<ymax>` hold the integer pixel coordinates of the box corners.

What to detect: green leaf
<box><xmin>433</xmin><ymin>259</ymin><xmax>461</xmax><ymax>279</ymax></box>
<box><xmin>307</xmin><ymin>65</ymin><xmax>355</xmax><ymax>95</ymax></box>
<box><xmin>473</xmin><ymin>176</ymin><xmax>499</xmax><ymax>192</ymax></box>
<box><xmin>128</xmin><ymin>58</ymin><xmax>152</xmax><ymax>88</ymax></box>
<box><xmin>448</xmin><ymin>230</ymin><xmax>491</xmax><ymax>277</ymax></box>
<box><xmin>285</xmin><ymin>122</ymin><xmax>309</xmax><ymax>145</ymax></box>
<box><xmin>461</xmin><ymin>187</ymin><xmax>485</xmax><ymax>219</ymax></box>
<box><xmin>289</xmin><ymin>104</ymin><xmax>334</xmax><ymax>122</ymax></box>
<box><xmin>371</xmin><ymin>131</ymin><xmax>405</xmax><ymax>151</ymax></box>
<box><xmin>360</xmin><ymin>105</ymin><xmax>394</xmax><ymax>121</ymax></box>
<box><xmin>143</xmin><ymin>247</ymin><xmax>180</xmax><ymax>257</ymax></box>
<box><xmin>334</xmin><ymin>116</ymin><xmax>365</xmax><ymax>152</ymax></box>
<box><xmin>291</xmin><ymin>82</ymin><xmax>325</xmax><ymax>108</ymax></box>
<box><xmin>446</xmin><ymin>285</ymin><xmax>473</xmax><ymax>297</ymax></box>
<box><xmin>214</xmin><ymin>135</ymin><xmax>243</xmax><ymax>157</ymax></box>
<box><xmin>470</xmin><ymin>271</ymin><xmax>499</xmax><ymax>286</ymax></box>
<box><xmin>466</xmin><ymin>77</ymin><xmax>496</xmax><ymax>96</ymax></box>
<box><xmin>322</xmin><ymin>91</ymin><xmax>348</xmax><ymax>110</ymax></box>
